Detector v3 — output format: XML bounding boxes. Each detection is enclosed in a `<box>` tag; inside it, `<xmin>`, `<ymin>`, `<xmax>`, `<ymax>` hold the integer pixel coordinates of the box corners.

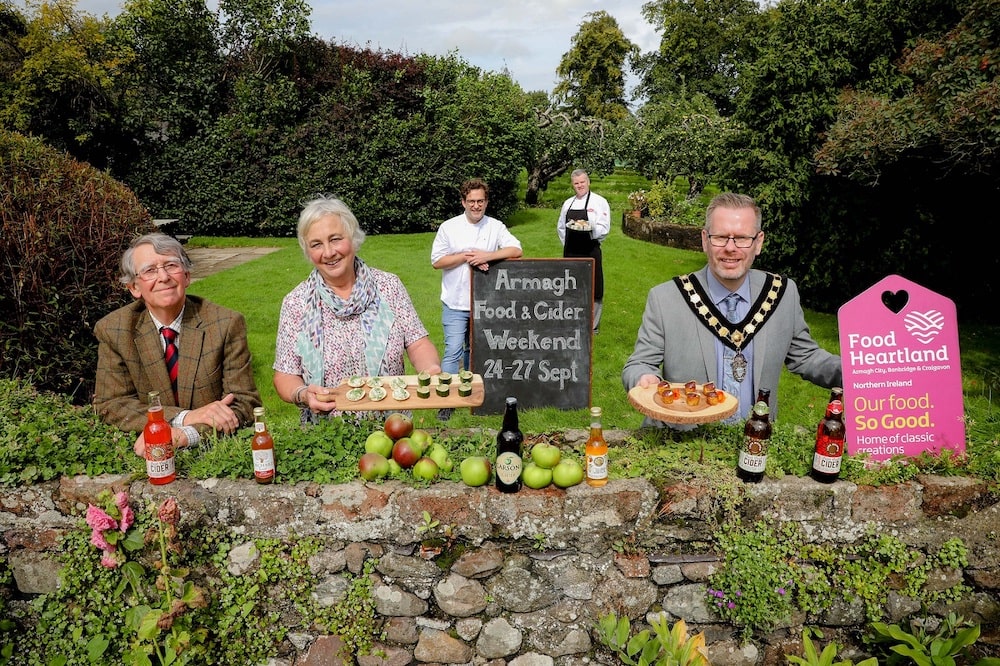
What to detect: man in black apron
<box><xmin>557</xmin><ymin>169</ymin><xmax>611</xmax><ymax>333</ymax></box>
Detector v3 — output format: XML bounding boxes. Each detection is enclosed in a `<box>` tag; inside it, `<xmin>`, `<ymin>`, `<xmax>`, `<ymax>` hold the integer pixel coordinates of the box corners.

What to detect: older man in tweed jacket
<box><xmin>94</xmin><ymin>233</ymin><xmax>260</xmax><ymax>454</ymax></box>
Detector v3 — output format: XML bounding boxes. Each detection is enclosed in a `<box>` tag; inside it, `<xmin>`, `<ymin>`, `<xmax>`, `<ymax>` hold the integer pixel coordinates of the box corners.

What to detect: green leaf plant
<box><xmin>786</xmin><ymin>628</ymin><xmax>877</xmax><ymax>666</ymax></box>
<box><xmin>869</xmin><ymin>613</ymin><xmax>1000</xmax><ymax>666</ymax></box>
<box><xmin>596</xmin><ymin>612</ymin><xmax>710</xmax><ymax>666</ymax></box>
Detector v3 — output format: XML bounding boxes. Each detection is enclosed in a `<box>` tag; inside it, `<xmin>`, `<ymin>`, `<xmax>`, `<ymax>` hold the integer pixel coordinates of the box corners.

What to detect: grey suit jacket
<box><xmin>93</xmin><ymin>295</ymin><xmax>261</xmax><ymax>433</ymax></box>
<box><xmin>622</xmin><ymin>267</ymin><xmax>842</xmax><ymax>422</ymax></box>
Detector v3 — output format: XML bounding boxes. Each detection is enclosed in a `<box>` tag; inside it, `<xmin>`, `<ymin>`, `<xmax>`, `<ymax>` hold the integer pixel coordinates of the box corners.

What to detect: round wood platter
<box><xmin>328</xmin><ymin>374</ymin><xmax>484</xmax><ymax>411</ymax></box>
<box><xmin>627</xmin><ymin>383</ymin><xmax>738</xmax><ymax>425</ymax></box>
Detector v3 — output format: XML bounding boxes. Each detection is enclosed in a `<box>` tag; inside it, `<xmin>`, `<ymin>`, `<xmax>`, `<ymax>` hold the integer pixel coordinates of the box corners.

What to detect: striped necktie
<box><xmin>161</xmin><ymin>327</ymin><xmax>179</xmax><ymax>404</ymax></box>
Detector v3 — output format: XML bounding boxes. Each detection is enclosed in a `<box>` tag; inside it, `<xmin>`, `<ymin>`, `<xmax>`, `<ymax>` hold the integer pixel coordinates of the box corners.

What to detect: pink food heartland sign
<box><xmin>838</xmin><ymin>275</ymin><xmax>965</xmax><ymax>462</ymax></box>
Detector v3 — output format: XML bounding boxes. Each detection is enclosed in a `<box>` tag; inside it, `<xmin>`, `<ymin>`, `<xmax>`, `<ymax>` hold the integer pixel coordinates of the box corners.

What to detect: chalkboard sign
<box><xmin>471</xmin><ymin>259</ymin><xmax>593</xmax><ymax>414</ymax></box>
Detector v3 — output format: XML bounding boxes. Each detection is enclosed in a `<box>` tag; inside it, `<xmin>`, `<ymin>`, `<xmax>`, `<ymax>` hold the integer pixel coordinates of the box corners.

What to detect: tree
<box><xmin>523</xmin><ymin>104</ymin><xmax>615</xmax><ymax>205</ymax></box>
<box><xmin>635</xmin><ymin>0</ymin><xmax>760</xmax><ymax>114</ymax></box>
<box><xmin>0</xmin><ymin>0</ymin><xmax>130</xmax><ymax>168</ymax></box>
<box><xmin>111</xmin><ymin>0</ymin><xmax>223</xmax><ymax>144</ymax></box>
<box><xmin>814</xmin><ymin>0</ymin><xmax>1000</xmax><ymax>183</ymax></box>
<box><xmin>553</xmin><ymin>11</ymin><xmax>638</xmax><ymax>121</ymax></box>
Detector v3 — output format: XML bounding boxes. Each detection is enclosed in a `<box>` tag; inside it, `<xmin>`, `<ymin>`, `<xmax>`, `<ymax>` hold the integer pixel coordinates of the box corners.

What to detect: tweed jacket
<box><xmin>93</xmin><ymin>295</ymin><xmax>261</xmax><ymax>433</ymax></box>
<box><xmin>622</xmin><ymin>267</ymin><xmax>842</xmax><ymax>423</ymax></box>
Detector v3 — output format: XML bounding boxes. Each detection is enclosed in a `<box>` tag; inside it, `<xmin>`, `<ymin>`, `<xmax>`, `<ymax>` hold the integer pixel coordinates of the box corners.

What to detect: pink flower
<box><xmin>85</xmin><ymin>504</ymin><xmax>118</xmax><ymax>532</ymax></box>
<box><xmin>90</xmin><ymin>528</ymin><xmax>112</xmax><ymax>552</ymax></box>
<box><xmin>113</xmin><ymin>492</ymin><xmax>134</xmax><ymax>531</ymax></box>
<box><xmin>119</xmin><ymin>504</ymin><xmax>135</xmax><ymax>533</ymax></box>
<box><xmin>100</xmin><ymin>552</ymin><xmax>120</xmax><ymax>569</ymax></box>
<box><xmin>158</xmin><ymin>497</ymin><xmax>180</xmax><ymax>526</ymax></box>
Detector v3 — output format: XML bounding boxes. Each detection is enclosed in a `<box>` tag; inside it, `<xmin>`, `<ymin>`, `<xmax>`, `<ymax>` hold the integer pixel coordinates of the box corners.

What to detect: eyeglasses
<box><xmin>707</xmin><ymin>233</ymin><xmax>760</xmax><ymax>248</ymax></box>
<box><xmin>137</xmin><ymin>261</ymin><xmax>185</xmax><ymax>281</ymax></box>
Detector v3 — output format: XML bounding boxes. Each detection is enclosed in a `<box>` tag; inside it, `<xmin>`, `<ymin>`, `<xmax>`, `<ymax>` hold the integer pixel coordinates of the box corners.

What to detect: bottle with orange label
<box><xmin>144</xmin><ymin>391</ymin><xmax>175</xmax><ymax>485</ymax></box>
<box><xmin>251</xmin><ymin>407</ymin><xmax>276</xmax><ymax>484</ymax></box>
<box><xmin>585</xmin><ymin>406</ymin><xmax>608</xmax><ymax>486</ymax></box>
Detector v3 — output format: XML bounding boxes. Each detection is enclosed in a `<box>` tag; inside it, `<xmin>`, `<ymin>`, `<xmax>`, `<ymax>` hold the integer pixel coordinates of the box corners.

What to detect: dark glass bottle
<box><xmin>737</xmin><ymin>389</ymin><xmax>771</xmax><ymax>483</ymax></box>
<box><xmin>495</xmin><ymin>397</ymin><xmax>523</xmax><ymax>493</ymax></box>
<box><xmin>811</xmin><ymin>399</ymin><xmax>846</xmax><ymax>483</ymax></box>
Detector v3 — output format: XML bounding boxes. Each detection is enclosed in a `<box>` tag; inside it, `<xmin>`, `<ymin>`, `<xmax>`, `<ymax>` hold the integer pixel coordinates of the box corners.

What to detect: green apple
<box><xmin>358</xmin><ymin>452</ymin><xmax>389</xmax><ymax>481</ymax></box>
<box><xmin>387</xmin><ymin>458</ymin><xmax>402</xmax><ymax>477</ymax></box>
<box><xmin>427</xmin><ymin>443</ymin><xmax>453</xmax><ymax>472</ymax></box>
<box><xmin>410</xmin><ymin>428</ymin><xmax>433</xmax><ymax>451</ymax></box>
<box><xmin>412</xmin><ymin>456</ymin><xmax>439</xmax><ymax>481</ymax></box>
<box><xmin>552</xmin><ymin>458</ymin><xmax>584</xmax><ymax>488</ymax></box>
<box><xmin>522</xmin><ymin>462</ymin><xmax>553</xmax><ymax>489</ymax></box>
<box><xmin>365</xmin><ymin>430</ymin><xmax>394</xmax><ymax>458</ymax></box>
<box><xmin>530</xmin><ymin>442</ymin><xmax>561</xmax><ymax>469</ymax></box>
<box><xmin>459</xmin><ymin>456</ymin><xmax>492</xmax><ymax>487</ymax></box>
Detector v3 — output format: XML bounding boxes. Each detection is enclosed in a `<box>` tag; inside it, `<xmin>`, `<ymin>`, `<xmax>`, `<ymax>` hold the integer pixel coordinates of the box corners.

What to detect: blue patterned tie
<box><xmin>722</xmin><ymin>294</ymin><xmax>741</xmax><ymax>419</ymax></box>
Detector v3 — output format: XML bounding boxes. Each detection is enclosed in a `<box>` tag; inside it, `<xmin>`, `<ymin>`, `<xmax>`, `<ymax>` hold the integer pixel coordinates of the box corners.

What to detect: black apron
<box><xmin>563</xmin><ymin>192</ymin><xmax>604</xmax><ymax>300</ymax></box>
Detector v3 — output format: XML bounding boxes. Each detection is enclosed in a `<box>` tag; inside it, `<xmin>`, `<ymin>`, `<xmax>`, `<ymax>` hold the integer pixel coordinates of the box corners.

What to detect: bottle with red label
<box><xmin>144</xmin><ymin>391</ymin><xmax>176</xmax><ymax>485</ymax></box>
<box><xmin>811</xmin><ymin>397</ymin><xmax>846</xmax><ymax>483</ymax></box>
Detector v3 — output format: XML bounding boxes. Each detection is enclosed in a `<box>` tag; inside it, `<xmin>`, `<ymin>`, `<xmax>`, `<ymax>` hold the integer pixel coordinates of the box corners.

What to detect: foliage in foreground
<box><xmin>6</xmin><ymin>492</ymin><xmax>380</xmax><ymax>665</ymax></box>
<box><xmin>2</xmin><ymin>377</ymin><xmax>998</xmax><ymax>489</ymax></box>
<box><xmin>706</xmin><ymin>519</ymin><xmax>971</xmax><ymax>638</ymax></box>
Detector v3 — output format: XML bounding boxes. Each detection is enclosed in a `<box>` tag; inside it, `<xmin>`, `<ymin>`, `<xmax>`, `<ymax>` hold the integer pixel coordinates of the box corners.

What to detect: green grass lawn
<box><xmin>186</xmin><ymin>170</ymin><xmax>995</xmax><ymax>439</ymax></box>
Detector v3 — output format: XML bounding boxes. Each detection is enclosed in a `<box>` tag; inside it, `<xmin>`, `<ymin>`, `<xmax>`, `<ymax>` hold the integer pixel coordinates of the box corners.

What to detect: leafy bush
<box><xmin>0</xmin><ymin>130</ymin><xmax>151</xmax><ymax>402</ymax></box>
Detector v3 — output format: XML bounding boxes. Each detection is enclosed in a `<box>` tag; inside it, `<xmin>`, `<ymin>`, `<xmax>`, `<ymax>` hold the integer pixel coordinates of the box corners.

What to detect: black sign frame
<box><xmin>470</xmin><ymin>258</ymin><xmax>593</xmax><ymax>414</ymax></box>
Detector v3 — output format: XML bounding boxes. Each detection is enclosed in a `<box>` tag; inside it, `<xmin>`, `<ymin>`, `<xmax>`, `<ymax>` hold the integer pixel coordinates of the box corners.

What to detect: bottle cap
<box><xmin>253</xmin><ymin>406</ymin><xmax>266</xmax><ymax>417</ymax></box>
<box><xmin>590</xmin><ymin>406</ymin><xmax>602</xmax><ymax>418</ymax></box>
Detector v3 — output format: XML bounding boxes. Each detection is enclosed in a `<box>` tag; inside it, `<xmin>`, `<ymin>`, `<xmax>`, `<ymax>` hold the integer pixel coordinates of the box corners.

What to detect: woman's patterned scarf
<box><xmin>295</xmin><ymin>257</ymin><xmax>395</xmax><ymax>387</ymax></box>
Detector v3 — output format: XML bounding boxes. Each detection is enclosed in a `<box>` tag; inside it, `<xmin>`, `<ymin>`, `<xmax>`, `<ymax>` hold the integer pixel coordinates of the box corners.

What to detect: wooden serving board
<box><xmin>627</xmin><ymin>383</ymin><xmax>738</xmax><ymax>425</ymax></box>
<box><xmin>329</xmin><ymin>374</ymin><xmax>485</xmax><ymax>411</ymax></box>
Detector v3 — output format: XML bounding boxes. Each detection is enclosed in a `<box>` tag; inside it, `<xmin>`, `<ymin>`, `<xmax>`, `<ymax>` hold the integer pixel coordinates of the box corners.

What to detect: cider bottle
<box><xmin>811</xmin><ymin>399</ymin><xmax>845</xmax><ymax>483</ymax></box>
<box><xmin>736</xmin><ymin>389</ymin><xmax>771</xmax><ymax>483</ymax></box>
<box><xmin>585</xmin><ymin>406</ymin><xmax>608</xmax><ymax>487</ymax></box>
<box><xmin>251</xmin><ymin>407</ymin><xmax>276</xmax><ymax>484</ymax></box>
<box><xmin>495</xmin><ymin>397</ymin><xmax>523</xmax><ymax>493</ymax></box>
<box><xmin>144</xmin><ymin>391</ymin><xmax>175</xmax><ymax>485</ymax></box>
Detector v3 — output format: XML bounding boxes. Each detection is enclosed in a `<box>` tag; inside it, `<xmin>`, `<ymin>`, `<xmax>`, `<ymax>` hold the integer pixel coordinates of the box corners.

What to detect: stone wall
<box><xmin>621</xmin><ymin>212</ymin><xmax>704</xmax><ymax>251</ymax></box>
<box><xmin>3</xmin><ymin>461</ymin><xmax>1000</xmax><ymax>665</ymax></box>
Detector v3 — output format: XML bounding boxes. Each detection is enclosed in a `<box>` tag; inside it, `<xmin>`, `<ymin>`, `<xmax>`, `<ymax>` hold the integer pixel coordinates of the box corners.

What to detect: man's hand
<box><xmin>463</xmin><ymin>250</ymin><xmax>491</xmax><ymax>271</ymax></box>
<box><xmin>638</xmin><ymin>374</ymin><xmax>661</xmax><ymax>389</ymax></box>
<box><xmin>133</xmin><ymin>427</ymin><xmax>190</xmax><ymax>457</ymax></box>
<box><xmin>184</xmin><ymin>393</ymin><xmax>240</xmax><ymax>433</ymax></box>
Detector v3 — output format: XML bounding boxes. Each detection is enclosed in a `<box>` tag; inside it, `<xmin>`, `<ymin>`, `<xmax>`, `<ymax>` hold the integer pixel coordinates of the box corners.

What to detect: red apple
<box><xmin>392</xmin><ymin>437</ymin><xmax>420</xmax><ymax>468</ymax></box>
<box><xmin>384</xmin><ymin>412</ymin><xmax>413</xmax><ymax>441</ymax></box>
<box><xmin>358</xmin><ymin>452</ymin><xmax>389</xmax><ymax>481</ymax></box>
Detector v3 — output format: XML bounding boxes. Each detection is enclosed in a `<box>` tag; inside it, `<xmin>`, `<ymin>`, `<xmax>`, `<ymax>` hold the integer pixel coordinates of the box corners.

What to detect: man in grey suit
<box><xmin>94</xmin><ymin>233</ymin><xmax>261</xmax><ymax>454</ymax></box>
<box><xmin>623</xmin><ymin>192</ymin><xmax>841</xmax><ymax>425</ymax></box>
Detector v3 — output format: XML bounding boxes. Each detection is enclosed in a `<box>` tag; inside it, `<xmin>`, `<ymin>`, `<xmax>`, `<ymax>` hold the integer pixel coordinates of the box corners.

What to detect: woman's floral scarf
<box><xmin>295</xmin><ymin>257</ymin><xmax>394</xmax><ymax>387</ymax></box>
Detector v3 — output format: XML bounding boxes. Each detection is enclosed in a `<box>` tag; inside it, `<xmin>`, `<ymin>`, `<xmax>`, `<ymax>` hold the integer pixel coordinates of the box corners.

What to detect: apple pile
<box><xmin>359</xmin><ymin>413</ymin><xmax>454</xmax><ymax>482</ymax></box>
<box><xmin>523</xmin><ymin>442</ymin><xmax>584</xmax><ymax>489</ymax></box>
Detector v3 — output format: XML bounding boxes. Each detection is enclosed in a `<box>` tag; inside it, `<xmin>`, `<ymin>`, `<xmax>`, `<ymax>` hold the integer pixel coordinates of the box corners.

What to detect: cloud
<box><xmin>55</xmin><ymin>0</ymin><xmax>661</xmax><ymax>94</ymax></box>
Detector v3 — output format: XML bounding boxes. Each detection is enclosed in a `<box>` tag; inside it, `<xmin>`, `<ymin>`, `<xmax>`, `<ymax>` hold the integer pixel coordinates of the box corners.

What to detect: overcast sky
<box><xmin>58</xmin><ymin>0</ymin><xmax>661</xmax><ymax>94</ymax></box>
